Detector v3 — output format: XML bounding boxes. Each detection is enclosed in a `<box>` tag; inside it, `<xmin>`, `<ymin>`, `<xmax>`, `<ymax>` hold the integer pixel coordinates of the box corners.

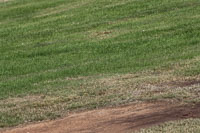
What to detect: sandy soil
<box><xmin>1</xmin><ymin>101</ymin><xmax>200</xmax><ymax>133</ymax></box>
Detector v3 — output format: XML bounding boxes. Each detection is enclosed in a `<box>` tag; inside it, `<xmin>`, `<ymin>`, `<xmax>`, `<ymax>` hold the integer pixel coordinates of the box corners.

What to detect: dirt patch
<box><xmin>1</xmin><ymin>101</ymin><xmax>200</xmax><ymax>133</ymax></box>
<box><xmin>161</xmin><ymin>79</ymin><xmax>200</xmax><ymax>88</ymax></box>
<box><xmin>169</xmin><ymin>79</ymin><xmax>200</xmax><ymax>87</ymax></box>
<box><xmin>97</xmin><ymin>31</ymin><xmax>112</xmax><ymax>35</ymax></box>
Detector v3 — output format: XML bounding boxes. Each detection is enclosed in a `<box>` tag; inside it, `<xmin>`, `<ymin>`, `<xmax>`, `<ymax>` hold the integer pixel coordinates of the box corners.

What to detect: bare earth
<box><xmin>1</xmin><ymin>101</ymin><xmax>200</xmax><ymax>133</ymax></box>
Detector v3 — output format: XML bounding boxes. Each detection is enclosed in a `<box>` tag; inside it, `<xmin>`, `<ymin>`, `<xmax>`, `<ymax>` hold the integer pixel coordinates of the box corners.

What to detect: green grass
<box><xmin>1</xmin><ymin>0</ymin><xmax>200</xmax><ymax>128</ymax></box>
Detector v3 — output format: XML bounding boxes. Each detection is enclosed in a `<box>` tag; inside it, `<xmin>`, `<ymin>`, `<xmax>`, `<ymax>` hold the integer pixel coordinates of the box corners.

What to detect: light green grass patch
<box><xmin>137</xmin><ymin>119</ymin><xmax>200</xmax><ymax>133</ymax></box>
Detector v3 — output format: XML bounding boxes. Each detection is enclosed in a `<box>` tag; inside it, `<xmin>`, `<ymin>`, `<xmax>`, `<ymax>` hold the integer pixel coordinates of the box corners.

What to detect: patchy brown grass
<box><xmin>1</xmin><ymin>61</ymin><xmax>200</xmax><ymax>128</ymax></box>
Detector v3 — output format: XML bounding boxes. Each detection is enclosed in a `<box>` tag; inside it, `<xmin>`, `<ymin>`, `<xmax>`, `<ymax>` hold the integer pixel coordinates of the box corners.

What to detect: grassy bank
<box><xmin>0</xmin><ymin>0</ymin><xmax>200</xmax><ymax>128</ymax></box>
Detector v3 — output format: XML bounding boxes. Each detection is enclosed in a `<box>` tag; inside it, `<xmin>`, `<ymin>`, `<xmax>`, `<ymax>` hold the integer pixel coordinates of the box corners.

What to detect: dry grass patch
<box><xmin>0</xmin><ymin>0</ymin><xmax>11</xmax><ymax>2</ymax></box>
<box><xmin>34</xmin><ymin>0</ymin><xmax>92</xmax><ymax>18</ymax></box>
<box><xmin>1</xmin><ymin>63</ymin><xmax>200</xmax><ymax>128</ymax></box>
<box><xmin>137</xmin><ymin>118</ymin><xmax>200</xmax><ymax>133</ymax></box>
<box><xmin>87</xmin><ymin>28</ymin><xmax>132</xmax><ymax>41</ymax></box>
<box><xmin>0</xmin><ymin>72</ymin><xmax>200</xmax><ymax>128</ymax></box>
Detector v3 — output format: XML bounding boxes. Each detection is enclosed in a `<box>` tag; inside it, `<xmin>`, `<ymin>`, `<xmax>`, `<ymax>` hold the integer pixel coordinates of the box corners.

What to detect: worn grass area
<box><xmin>137</xmin><ymin>119</ymin><xmax>200</xmax><ymax>133</ymax></box>
<box><xmin>0</xmin><ymin>0</ymin><xmax>200</xmax><ymax>128</ymax></box>
<box><xmin>1</xmin><ymin>71</ymin><xmax>200</xmax><ymax>128</ymax></box>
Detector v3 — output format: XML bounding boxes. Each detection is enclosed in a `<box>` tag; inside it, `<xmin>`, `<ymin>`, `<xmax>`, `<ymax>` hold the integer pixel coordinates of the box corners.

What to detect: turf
<box><xmin>0</xmin><ymin>0</ymin><xmax>200</xmax><ymax>128</ymax></box>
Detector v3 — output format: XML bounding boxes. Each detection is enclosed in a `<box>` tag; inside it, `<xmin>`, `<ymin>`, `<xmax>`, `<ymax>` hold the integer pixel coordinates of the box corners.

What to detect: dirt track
<box><xmin>1</xmin><ymin>101</ymin><xmax>200</xmax><ymax>133</ymax></box>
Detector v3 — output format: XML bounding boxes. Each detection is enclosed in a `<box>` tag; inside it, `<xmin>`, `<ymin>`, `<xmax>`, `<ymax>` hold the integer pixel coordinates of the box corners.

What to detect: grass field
<box><xmin>1</xmin><ymin>0</ymin><xmax>200</xmax><ymax>130</ymax></box>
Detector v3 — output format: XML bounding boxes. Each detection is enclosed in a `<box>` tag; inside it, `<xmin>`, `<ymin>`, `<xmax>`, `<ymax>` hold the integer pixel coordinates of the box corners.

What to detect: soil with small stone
<box><xmin>1</xmin><ymin>101</ymin><xmax>200</xmax><ymax>133</ymax></box>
